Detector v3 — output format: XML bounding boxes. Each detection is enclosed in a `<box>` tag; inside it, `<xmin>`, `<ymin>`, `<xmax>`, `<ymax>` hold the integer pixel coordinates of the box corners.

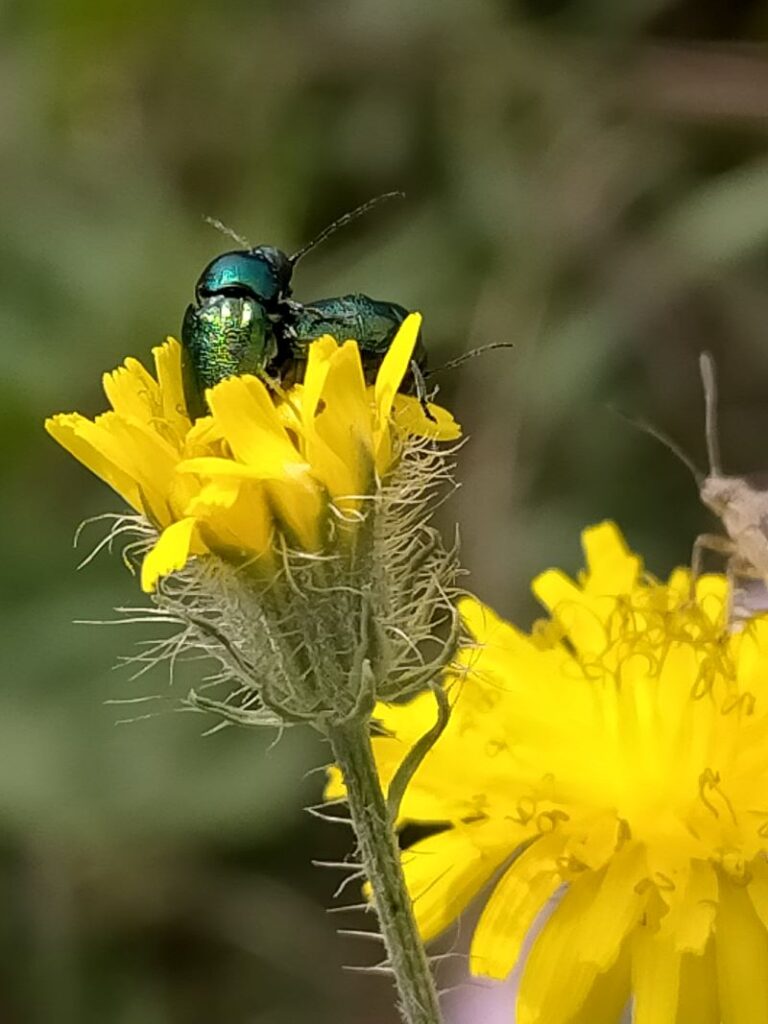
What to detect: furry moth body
<box><xmin>694</xmin><ymin>353</ymin><xmax>768</xmax><ymax>621</ymax></box>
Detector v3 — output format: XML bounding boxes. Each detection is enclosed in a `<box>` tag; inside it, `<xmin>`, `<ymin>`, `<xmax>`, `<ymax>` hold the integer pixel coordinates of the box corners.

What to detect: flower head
<box><xmin>47</xmin><ymin>316</ymin><xmax>462</xmax><ymax>727</ymax></box>
<box><xmin>331</xmin><ymin>522</ymin><xmax>768</xmax><ymax>1023</ymax></box>
<box><xmin>46</xmin><ymin>315</ymin><xmax>457</xmax><ymax>592</ymax></box>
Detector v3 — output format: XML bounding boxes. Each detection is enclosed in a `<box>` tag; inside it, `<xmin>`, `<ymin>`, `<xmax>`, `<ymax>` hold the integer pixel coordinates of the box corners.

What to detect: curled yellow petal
<box><xmin>141</xmin><ymin>517</ymin><xmax>203</xmax><ymax>592</ymax></box>
<box><xmin>392</xmin><ymin>395</ymin><xmax>461</xmax><ymax>442</ymax></box>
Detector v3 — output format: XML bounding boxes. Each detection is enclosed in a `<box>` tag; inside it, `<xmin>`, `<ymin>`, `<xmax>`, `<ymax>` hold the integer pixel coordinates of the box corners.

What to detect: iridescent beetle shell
<box><xmin>289</xmin><ymin>294</ymin><xmax>427</xmax><ymax>381</ymax></box>
<box><xmin>195</xmin><ymin>246</ymin><xmax>293</xmax><ymax>306</ymax></box>
<box><xmin>182</xmin><ymin>247</ymin><xmax>293</xmax><ymax>416</ymax></box>
<box><xmin>181</xmin><ymin>295</ymin><xmax>277</xmax><ymax>418</ymax></box>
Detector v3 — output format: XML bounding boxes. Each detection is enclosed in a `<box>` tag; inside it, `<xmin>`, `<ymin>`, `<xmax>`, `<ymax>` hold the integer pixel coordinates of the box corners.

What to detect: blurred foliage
<box><xmin>3</xmin><ymin>0</ymin><xmax>768</xmax><ymax>1020</ymax></box>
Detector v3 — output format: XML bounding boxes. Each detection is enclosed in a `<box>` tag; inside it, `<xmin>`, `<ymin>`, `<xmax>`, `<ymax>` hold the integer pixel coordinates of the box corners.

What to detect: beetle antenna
<box><xmin>700</xmin><ymin>352</ymin><xmax>723</xmax><ymax>476</ymax></box>
<box><xmin>425</xmin><ymin>342</ymin><xmax>515</xmax><ymax>378</ymax></box>
<box><xmin>290</xmin><ymin>191</ymin><xmax>405</xmax><ymax>266</ymax></box>
<box><xmin>613</xmin><ymin>408</ymin><xmax>704</xmax><ymax>487</ymax></box>
<box><xmin>203</xmin><ymin>216</ymin><xmax>250</xmax><ymax>249</ymax></box>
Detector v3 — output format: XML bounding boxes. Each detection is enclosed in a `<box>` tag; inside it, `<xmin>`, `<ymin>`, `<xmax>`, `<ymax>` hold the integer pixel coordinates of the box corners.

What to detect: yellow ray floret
<box><xmin>46</xmin><ymin>315</ymin><xmax>460</xmax><ymax>592</ymax></box>
<box><xmin>329</xmin><ymin>521</ymin><xmax>768</xmax><ymax>1024</ymax></box>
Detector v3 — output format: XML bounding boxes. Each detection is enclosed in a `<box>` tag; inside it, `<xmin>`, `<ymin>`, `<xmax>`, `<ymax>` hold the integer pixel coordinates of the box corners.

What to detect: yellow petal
<box><xmin>324</xmin><ymin>766</ymin><xmax>345</xmax><ymax>802</ymax></box>
<box><xmin>532</xmin><ymin>568</ymin><xmax>608</xmax><ymax>656</ymax></box>
<box><xmin>715</xmin><ymin>873</ymin><xmax>768</xmax><ymax>1024</ymax></box>
<box><xmin>141</xmin><ymin>517</ymin><xmax>203</xmax><ymax>592</ymax></box>
<box><xmin>177</xmin><ymin>455</ymin><xmax>310</xmax><ymax>481</ymax></box>
<box><xmin>748</xmin><ymin>856</ymin><xmax>768</xmax><ymax>930</ymax></box>
<box><xmin>321</xmin><ymin>341</ymin><xmax>371</xmax><ymax>435</ymax></box>
<box><xmin>374</xmin><ymin>682</ymin><xmax>527</xmax><ymax>823</ymax></box>
<box><xmin>573</xmin><ymin>844</ymin><xmax>647</xmax><ymax>970</ymax></box>
<box><xmin>391</xmin><ymin>395</ymin><xmax>461</xmax><ymax>442</ymax></box>
<box><xmin>207</xmin><ymin>375</ymin><xmax>300</xmax><ymax>467</ymax></box>
<box><xmin>567</xmin><ymin>943</ymin><xmax>631</xmax><ymax>1024</ymax></box>
<box><xmin>301</xmin><ymin>335</ymin><xmax>338</xmax><ymax>420</ymax></box>
<box><xmin>184</xmin><ymin>477</ymin><xmax>242</xmax><ymax>515</ymax></box>
<box><xmin>102</xmin><ymin>356</ymin><xmax>160</xmax><ymax>421</ymax></box>
<box><xmin>97</xmin><ymin>415</ymin><xmax>180</xmax><ymax>525</ymax></box>
<box><xmin>201</xmin><ymin>483</ymin><xmax>273</xmax><ymax>561</ymax></box>
<box><xmin>154</xmin><ymin>337</ymin><xmax>191</xmax><ymax>436</ymax></box>
<box><xmin>45</xmin><ymin>413</ymin><xmax>143</xmax><ymax>512</ymax></box>
<box><xmin>311</xmin><ymin>341</ymin><xmax>373</xmax><ymax>495</ymax></box>
<box><xmin>458</xmin><ymin>594</ymin><xmax>530</xmax><ymax>651</ymax></box>
<box><xmin>631</xmin><ymin>927</ymin><xmax>681</xmax><ymax>1024</ymax></box>
<box><xmin>49</xmin><ymin>411</ymin><xmax>178</xmax><ymax>525</ymax></box>
<box><xmin>675</xmin><ymin>945</ymin><xmax>719</xmax><ymax>1024</ymax></box>
<box><xmin>299</xmin><ymin>414</ymin><xmax>359</xmax><ymax>505</ymax></box>
<box><xmin>517</xmin><ymin>872</ymin><xmax>605</xmax><ymax>1024</ymax></box>
<box><xmin>694</xmin><ymin>573</ymin><xmax>728</xmax><ymax>630</ymax></box>
<box><xmin>518</xmin><ymin>848</ymin><xmax>647</xmax><ymax>1024</ymax></box>
<box><xmin>372</xmin><ymin>314</ymin><xmax>422</xmax><ymax>468</ymax></box>
<box><xmin>662</xmin><ymin>860</ymin><xmax>717</xmax><ymax>954</ymax></box>
<box><xmin>264</xmin><ymin>477</ymin><xmax>325</xmax><ymax>552</ymax></box>
<box><xmin>402</xmin><ymin>824</ymin><xmax>516</xmax><ymax>943</ymax></box>
<box><xmin>290</xmin><ymin>348</ymin><xmax>358</xmax><ymax>502</ymax></box>
<box><xmin>180</xmin><ymin>470</ymin><xmax>297</xmax><ymax>562</ymax></box>
<box><xmin>374</xmin><ymin>313</ymin><xmax>421</xmax><ymax>424</ymax></box>
<box><xmin>581</xmin><ymin>521</ymin><xmax>642</xmax><ymax>595</ymax></box>
<box><xmin>184</xmin><ymin>414</ymin><xmax>224</xmax><ymax>451</ymax></box>
<box><xmin>470</xmin><ymin>834</ymin><xmax>564</xmax><ymax>979</ymax></box>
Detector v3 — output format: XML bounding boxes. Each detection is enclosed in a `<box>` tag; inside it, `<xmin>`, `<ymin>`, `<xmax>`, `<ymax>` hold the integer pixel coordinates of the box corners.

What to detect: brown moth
<box><xmin>695</xmin><ymin>353</ymin><xmax>768</xmax><ymax>622</ymax></box>
<box><xmin>695</xmin><ymin>354</ymin><xmax>767</xmax><ymax>563</ymax></box>
<box><xmin>637</xmin><ymin>353</ymin><xmax>768</xmax><ymax>623</ymax></box>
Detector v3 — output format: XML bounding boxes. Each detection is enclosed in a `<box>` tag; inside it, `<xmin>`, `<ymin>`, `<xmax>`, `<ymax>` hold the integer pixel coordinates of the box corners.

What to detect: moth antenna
<box><xmin>425</xmin><ymin>342</ymin><xmax>515</xmax><ymax>378</ymax></box>
<box><xmin>700</xmin><ymin>352</ymin><xmax>723</xmax><ymax>476</ymax></box>
<box><xmin>290</xmin><ymin>191</ymin><xmax>405</xmax><ymax>266</ymax></box>
<box><xmin>203</xmin><ymin>216</ymin><xmax>250</xmax><ymax>249</ymax></box>
<box><xmin>614</xmin><ymin>409</ymin><xmax>704</xmax><ymax>487</ymax></box>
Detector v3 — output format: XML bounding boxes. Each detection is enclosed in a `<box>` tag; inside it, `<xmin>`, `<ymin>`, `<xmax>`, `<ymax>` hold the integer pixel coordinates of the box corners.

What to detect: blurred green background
<box><xmin>4</xmin><ymin>1</ymin><xmax>768</xmax><ymax>1020</ymax></box>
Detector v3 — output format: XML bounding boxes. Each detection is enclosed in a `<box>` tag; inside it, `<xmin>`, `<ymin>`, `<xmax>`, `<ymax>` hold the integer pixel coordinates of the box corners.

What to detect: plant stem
<box><xmin>327</xmin><ymin>719</ymin><xmax>444</xmax><ymax>1024</ymax></box>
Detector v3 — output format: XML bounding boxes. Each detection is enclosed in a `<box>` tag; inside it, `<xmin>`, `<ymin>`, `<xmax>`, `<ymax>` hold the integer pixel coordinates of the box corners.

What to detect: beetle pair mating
<box><xmin>181</xmin><ymin>193</ymin><xmax>428</xmax><ymax>419</ymax></box>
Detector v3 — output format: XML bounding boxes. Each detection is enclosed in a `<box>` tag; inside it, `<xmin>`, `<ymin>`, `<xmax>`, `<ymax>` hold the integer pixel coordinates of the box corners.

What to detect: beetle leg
<box><xmin>410</xmin><ymin>360</ymin><xmax>436</xmax><ymax>423</ymax></box>
<box><xmin>259</xmin><ymin>371</ymin><xmax>290</xmax><ymax>402</ymax></box>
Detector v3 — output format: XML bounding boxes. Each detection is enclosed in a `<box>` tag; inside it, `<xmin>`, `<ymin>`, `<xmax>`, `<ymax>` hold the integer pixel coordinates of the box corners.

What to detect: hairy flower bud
<box><xmin>46</xmin><ymin>315</ymin><xmax>462</xmax><ymax>729</ymax></box>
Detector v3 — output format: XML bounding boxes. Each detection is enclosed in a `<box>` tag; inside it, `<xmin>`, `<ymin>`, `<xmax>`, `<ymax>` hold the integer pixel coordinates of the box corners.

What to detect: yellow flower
<box><xmin>45</xmin><ymin>314</ymin><xmax>458</xmax><ymax>593</ymax></box>
<box><xmin>329</xmin><ymin>522</ymin><xmax>768</xmax><ymax>1024</ymax></box>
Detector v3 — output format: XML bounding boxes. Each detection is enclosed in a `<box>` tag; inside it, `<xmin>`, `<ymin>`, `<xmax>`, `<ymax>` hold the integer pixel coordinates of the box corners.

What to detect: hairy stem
<box><xmin>327</xmin><ymin>720</ymin><xmax>444</xmax><ymax>1024</ymax></box>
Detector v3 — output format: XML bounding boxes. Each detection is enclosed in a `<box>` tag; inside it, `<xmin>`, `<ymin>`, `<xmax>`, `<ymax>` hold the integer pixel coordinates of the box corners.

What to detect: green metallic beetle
<box><xmin>285</xmin><ymin>293</ymin><xmax>427</xmax><ymax>385</ymax></box>
<box><xmin>180</xmin><ymin>194</ymin><xmax>431</xmax><ymax>416</ymax></box>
